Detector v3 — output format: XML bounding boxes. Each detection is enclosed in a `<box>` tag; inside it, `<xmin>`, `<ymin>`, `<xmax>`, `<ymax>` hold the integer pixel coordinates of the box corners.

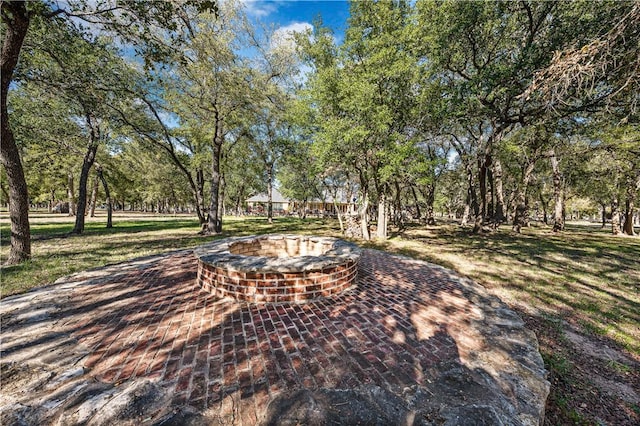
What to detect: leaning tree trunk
<box><xmin>96</xmin><ymin>165</ymin><xmax>112</xmax><ymax>228</ymax></box>
<box><xmin>549</xmin><ymin>149</ymin><xmax>565</xmax><ymax>232</ymax></box>
<box><xmin>0</xmin><ymin>1</ymin><xmax>31</xmax><ymax>264</ymax></box>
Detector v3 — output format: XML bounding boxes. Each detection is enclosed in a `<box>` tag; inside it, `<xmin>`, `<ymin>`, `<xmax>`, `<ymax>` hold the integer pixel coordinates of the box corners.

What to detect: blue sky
<box><xmin>242</xmin><ymin>0</ymin><xmax>350</xmax><ymax>43</ymax></box>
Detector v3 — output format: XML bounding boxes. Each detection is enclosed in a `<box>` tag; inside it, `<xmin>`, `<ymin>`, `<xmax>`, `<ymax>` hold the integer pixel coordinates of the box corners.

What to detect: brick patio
<box><xmin>1</xmin><ymin>248</ymin><xmax>549</xmax><ymax>425</ymax></box>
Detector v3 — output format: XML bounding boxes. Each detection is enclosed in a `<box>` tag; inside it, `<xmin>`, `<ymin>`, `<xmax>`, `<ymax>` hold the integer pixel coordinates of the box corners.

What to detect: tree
<box><xmin>1</xmin><ymin>0</ymin><xmax>216</xmax><ymax>262</ymax></box>
<box><xmin>168</xmin><ymin>3</ymin><xmax>254</xmax><ymax>234</ymax></box>
<box><xmin>415</xmin><ymin>0</ymin><xmax>636</xmax><ymax>232</ymax></box>
<box><xmin>301</xmin><ymin>0</ymin><xmax>418</xmax><ymax>240</ymax></box>
<box><xmin>1</xmin><ymin>1</ymin><xmax>32</xmax><ymax>264</ymax></box>
<box><xmin>17</xmin><ymin>13</ymin><xmax>135</xmax><ymax>234</ymax></box>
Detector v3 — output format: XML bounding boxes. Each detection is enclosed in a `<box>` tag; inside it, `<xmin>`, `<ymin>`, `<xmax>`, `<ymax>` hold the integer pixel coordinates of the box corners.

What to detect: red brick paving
<box><xmin>59</xmin><ymin>250</ymin><xmax>489</xmax><ymax>420</ymax></box>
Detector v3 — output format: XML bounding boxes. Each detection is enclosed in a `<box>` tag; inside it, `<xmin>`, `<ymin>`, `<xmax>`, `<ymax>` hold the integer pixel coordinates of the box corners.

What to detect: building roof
<box><xmin>246</xmin><ymin>188</ymin><xmax>289</xmax><ymax>203</ymax></box>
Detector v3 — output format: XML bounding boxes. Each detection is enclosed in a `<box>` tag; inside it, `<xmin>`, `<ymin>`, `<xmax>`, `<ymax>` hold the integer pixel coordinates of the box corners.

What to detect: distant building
<box><xmin>246</xmin><ymin>188</ymin><xmax>290</xmax><ymax>213</ymax></box>
<box><xmin>293</xmin><ymin>191</ymin><xmax>355</xmax><ymax>216</ymax></box>
<box><xmin>245</xmin><ymin>188</ymin><xmax>356</xmax><ymax>216</ymax></box>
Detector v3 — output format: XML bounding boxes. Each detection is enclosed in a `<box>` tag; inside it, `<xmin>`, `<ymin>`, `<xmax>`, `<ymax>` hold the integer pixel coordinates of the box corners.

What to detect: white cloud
<box><xmin>239</xmin><ymin>0</ymin><xmax>278</xmax><ymax>18</ymax></box>
<box><xmin>271</xmin><ymin>22</ymin><xmax>313</xmax><ymax>51</ymax></box>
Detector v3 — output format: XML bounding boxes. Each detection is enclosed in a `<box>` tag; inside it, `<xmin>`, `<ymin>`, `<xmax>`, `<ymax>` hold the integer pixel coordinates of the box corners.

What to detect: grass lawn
<box><xmin>1</xmin><ymin>212</ymin><xmax>639</xmax><ymax>424</ymax></box>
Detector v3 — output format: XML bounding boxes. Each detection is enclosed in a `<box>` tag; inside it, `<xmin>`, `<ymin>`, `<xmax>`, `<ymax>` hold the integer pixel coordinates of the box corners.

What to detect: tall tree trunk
<box><xmin>478</xmin><ymin>156</ymin><xmax>487</xmax><ymax>224</ymax></box>
<box><xmin>205</xmin><ymin>120</ymin><xmax>223</xmax><ymax>234</ymax></box>
<box><xmin>410</xmin><ymin>185</ymin><xmax>422</xmax><ymax>220</ymax></box>
<box><xmin>360</xmin><ymin>190</ymin><xmax>370</xmax><ymax>241</ymax></box>
<box><xmin>623</xmin><ymin>198</ymin><xmax>635</xmax><ymax>235</ymax></box>
<box><xmin>218</xmin><ymin>173</ymin><xmax>226</xmax><ymax>221</ymax></box>
<box><xmin>393</xmin><ymin>180</ymin><xmax>403</xmax><ymax>228</ymax></box>
<box><xmin>467</xmin><ymin>164</ymin><xmax>482</xmax><ymax>233</ymax></box>
<box><xmin>424</xmin><ymin>182</ymin><xmax>436</xmax><ymax>225</ymax></box>
<box><xmin>67</xmin><ymin>172</ymin><xmax>76</xmax><ymax>216</ymax></box>
<box><xmin>600</xmin><ymin>202</ymin><xmax>607</xmax><ymax>228</ymax></box>
<box><xmin>1</xmin><ymin>1</ymin><xmax>31</xmax><ymax>264</ymax></box>
<box><xmin>549</xmin><ymin>149</ymin><xmax>565</xmax><ymax>232</ymax></box>
<box><xmin>539</xmin><ymin>192</ymin><xmax>549</xmax><ymax>224</ymax></box>
<box><xmin>623</xmin><ymin>174</ymin><xmax>639</xmax><ymax>236</ymax></box>
<box><xmin>72</xmin><ymin>114</ymin><xmax>99</xmax><ymax>234</ymax></box>
<box><xmin>332</xmin><ymin>197</ymin><xmax>344</xmax><ymax>232</ymax></box>
<box><xmin>611</xmin><ymin>196</ymin><xmax>621</xmax><ymax>235</ymax></box>
<box><xmin>235</xmin><ymin>183</ymin><xmax>244</xmax><ymax>216</ymax></box>
<box><xmin>512</xmin><ymin>160</ymin><xmax>536</xmax><ymax>233</ymax></box>
<box><xmin>492</xmin><ymin>157</ymin><xmax>506</xmax><ymax>225</ymax></box>
<box><xmin>461</xmin><ymin>202</ymin><xmax>470</xmax><ymax>226</ymax></box>
<box><xmin>376</xmin><ymin>192</ymin><xmax>388</xmax><ymax>240</ymax></box>
<box><xmin>89</xmin><ymin>174</ymin><xmax>98</xmax><ymax>217</ymax></box>
<box><xmin>195</xmin><ymin>168</ymin><xmax>206</xmax><ymax>225</ymax></box>
<box><xmin>267</xmin><ymin>165</ymin><xmax>274</xmax><ymax>224</ymax></box>
<box><xmin>96</xmin><ymin>165</ymin><xmax>112</xmax><ymax>228</ymax></box>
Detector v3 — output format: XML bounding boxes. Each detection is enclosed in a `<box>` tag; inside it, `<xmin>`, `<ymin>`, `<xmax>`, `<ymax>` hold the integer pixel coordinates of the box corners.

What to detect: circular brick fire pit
<box><xmin>194</xmin><ymin>235</ymin><xmax>361</xmax><ymax>303</ymax></box>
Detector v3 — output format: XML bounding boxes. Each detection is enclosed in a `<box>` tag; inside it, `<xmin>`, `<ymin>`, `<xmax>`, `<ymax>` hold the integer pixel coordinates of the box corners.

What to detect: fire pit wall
<box><xmin>195</xmin><ymin>235</ymin><xmax>361</xmax><ymax>303</ymax></box>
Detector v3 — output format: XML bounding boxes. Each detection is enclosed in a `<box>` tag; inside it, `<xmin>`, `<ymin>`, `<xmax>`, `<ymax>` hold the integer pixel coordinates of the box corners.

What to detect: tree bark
<box><xmin>512</xmin><ymin>160</ymin><xmax>536</xmax><ymax>233</ymax></box>
<box><xmin>623</xmin><ymin>174</ymin><xmax>639</xmax><ymax>235</ymax></box>
<box><xmin>492</xmin><ymin>157</ymin><xmax>506</xmax><ymax>225</ymax></box>
<box><xmin>611</xmin><ymin>195</ymin><xmax>621</xmax><ymax>235</ymax></box>
<box><xmin>478</xmin><ymin>156</ymin><xmax>487</xmax><ymax>224</ymax></box>
<box><xmin>96</xmin><ymin>165</ymin><xmax>112</xmax><ymax>228</ymax></box>
<box><xmin>67</xmin><ymin>172</ymin><xmax>76</xmax><ymax>216</ymax></box>
<box><xmin>332</xmin><ymin>197</ymin><xmax>344</xmax><ymax>232</ymax></box>
<box><xmin>424</xmin><ymin>182</ymin><xmax>436</xmax><ymax>225</ymax></box>
<box><xmin>623</xmin><ymin>198</ymin><xmax>635</xmax><ymax>235</ymax></box>
<box><xmin>72</xmin><ymin>114</ymin><xmax>99</xmax><ymax>234</ymax></box>
<box><xmin>360</xmin><ymin>190</ymin><xmax>370</xmax><ymax>241</ymax></box>
<box><xmin>195</xmin><ymin>167</ymin><xmax>206</xmax><ymax>224</ymax></box>
<box><xmin>205</xmin><ymin>118</ymin><xmax>223</xmax><ymax>234</ymax></box>
<box><xmin>467</xmin><ymin>164</ymin><xmax>482</xmax><ymax>232</ymax></box>
<box><xmin>549</xmin><ymin>149</ymin><xmax>565</xmax><ymax>232</ymax></box>
<box><xmin>376</xmin><ymin>192</ymin><xmax>388</xmax><ymax>240</ymax></box>
<box><xmin>218</xmin><ymin>173</ymin><xmax>225</xmax><ymax>221</ymax></box>
<box><xmin>89</xmin><ymin>174</ymin><xmax>98</xmax><ymax>217</ymax></box>
<box><xmin>1</xmin><ymin>1</ymin><xmax>31</xmax><ymax>264</ymax></box>
<box><xmin>410</xmin><ymin>185</ymin><xmax>422</xmax><ymax>220</ymax></box>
